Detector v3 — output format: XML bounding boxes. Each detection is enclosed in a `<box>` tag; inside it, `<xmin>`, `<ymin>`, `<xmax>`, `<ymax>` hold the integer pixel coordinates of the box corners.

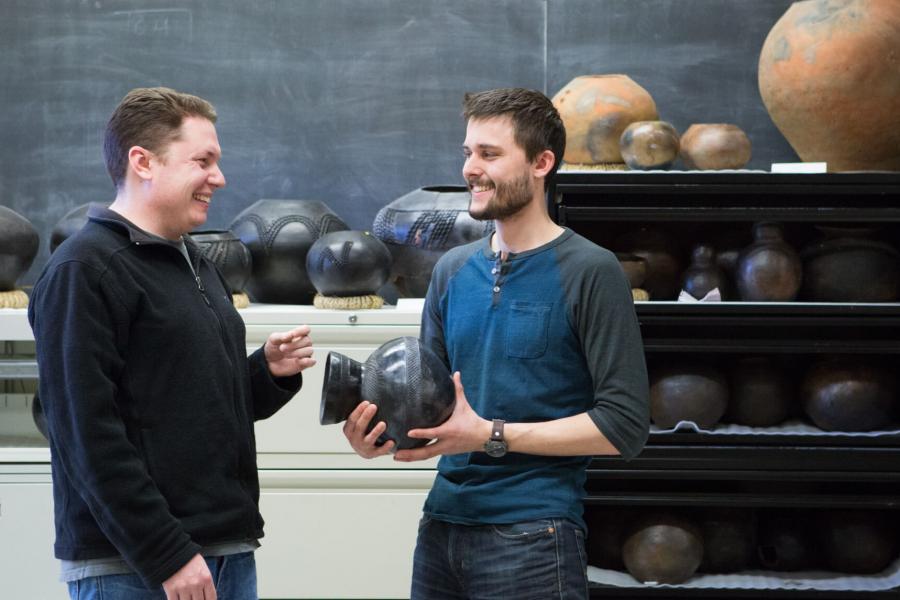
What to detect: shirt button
<box><xmin>493</xmin><ymin>286</ymin><xmax>500</xmax><ymax>293</ymax></box>
<box><xmin>491</xmin><ymin>268</ymin><xmax>498</xmax><ymax>274</ymax></box>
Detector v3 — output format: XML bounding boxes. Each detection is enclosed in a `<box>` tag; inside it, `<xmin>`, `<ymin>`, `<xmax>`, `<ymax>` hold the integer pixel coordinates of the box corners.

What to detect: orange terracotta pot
<box><xmin>552</xmin><ymin>75</ymin><xmax>658</xmax><ymax>166</ymax></box>
<box><xmin>758</xmin><ymin>0</ymin><xmax>900</xmax><ymax>171</ymax></box>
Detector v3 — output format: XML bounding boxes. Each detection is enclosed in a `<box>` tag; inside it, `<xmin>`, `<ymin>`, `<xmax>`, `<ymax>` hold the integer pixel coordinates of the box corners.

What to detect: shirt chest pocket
<box><xmin>506</xmin><ymin>301</ymin><xmax>552</xmax><ymax>359</ymax></box>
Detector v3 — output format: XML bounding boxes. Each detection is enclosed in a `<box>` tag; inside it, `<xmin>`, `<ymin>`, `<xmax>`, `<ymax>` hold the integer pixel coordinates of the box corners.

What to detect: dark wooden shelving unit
<box><xmin>550</xmin><ymin>171</ymin><xmax>900</xmax><ymax>600</ymax></box>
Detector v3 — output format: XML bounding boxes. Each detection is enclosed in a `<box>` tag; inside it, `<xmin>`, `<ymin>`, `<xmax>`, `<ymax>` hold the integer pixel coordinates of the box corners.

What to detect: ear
<box><xmin>531</xmin><ymin>149</ymin><xmax>556</xmax><ymax>181</ymax></box>
<box><xmin>127</xmin><ymin>146</ymin><xmax>155</xmax><ymax>183</ymax></box>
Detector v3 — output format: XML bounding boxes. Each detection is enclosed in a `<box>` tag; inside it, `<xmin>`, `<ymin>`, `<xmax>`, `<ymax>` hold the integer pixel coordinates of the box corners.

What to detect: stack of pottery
<box><xmin>305</xmin><ymin>230</ymin><xmax>393</xmax><ymax>310</ymax></box>
<box><xmin>189</xmin><ymin>230</ymin><xmax>253</xmax><ymax>308</ymax></box>
<box><xmin>552</xmin><ymin>75</ymin><xmax>659</xmax><ymax>170</ymax></box>
<box><xmin>759</xmin><ymin>0</ymin><xmax>900</xmax><ymax>171</ymax></box>
<box><xmin>230</xmin><ymin>199</ymin><xmax>348</xmax><ymax>304</ymax></box>
<box><xmin>372</xmin><ymin>186</ymin><xmax>493</xmax><ymax>298</ymax></box>
<box><xmin>0</xmin><ymin>206</ymin><xmax>39</xmax><ymax>308</ymax></box>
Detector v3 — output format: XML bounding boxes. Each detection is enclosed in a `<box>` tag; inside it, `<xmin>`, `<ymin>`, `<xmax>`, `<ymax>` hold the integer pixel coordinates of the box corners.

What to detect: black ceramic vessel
<box><xmin>230</xmin><ymin>199</ymin><xmax>348</xmax><ymax>304</ymax></box>
<box><xmin>306</xmin><ymin>230</ymin><xmax>392</xmax><ymax>297</ymax></box>
<box><xmin>0</xmin><ymin>206</ymin><xmax>39</xmax><ymax>291</ymax></box>
<box><xmin>189</xmin><ymin>230</ymin><xmax>253</xmax><ymax>293</ymax></box>
<box><xmin>50</xmin><ymin>203</ymin><xmax>94</xmax><ymax>253</ymax></box>
<box><xmin>320</xmin><ymin>336</ymin><xmax>455</xmax><ymax>450</ymax></box>
<box><xmin>372</xmin><ymin>186</ymin><xmax>493</xmax><ymax>297</ymax></box>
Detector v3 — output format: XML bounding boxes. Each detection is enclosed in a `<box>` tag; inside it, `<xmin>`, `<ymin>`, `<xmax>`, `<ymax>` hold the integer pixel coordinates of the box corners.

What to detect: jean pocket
<box><xmin>491</xmin><ymin>518</ymin><xmax>556</xmax><ymax>540</ymax></box>
<box><xmin>506</xmin><ymin>301</ymin><xmax>552</xmax><ymax>359</ymax></box>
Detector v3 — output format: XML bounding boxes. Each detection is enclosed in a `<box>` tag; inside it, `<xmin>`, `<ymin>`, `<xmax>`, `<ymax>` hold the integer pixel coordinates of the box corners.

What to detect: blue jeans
<box><xmin>67</xmin><ymin>552</ymin><xmax>257</xmax><ymax>600</ymax></box>
<box><xmin>411</xmin><ymin>516</ymin><xmax>589</xmax><ymax>600</ymax></box>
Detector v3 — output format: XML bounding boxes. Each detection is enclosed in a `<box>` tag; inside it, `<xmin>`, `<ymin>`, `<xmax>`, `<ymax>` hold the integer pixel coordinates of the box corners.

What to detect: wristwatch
<box><xmin>483</xmin><ymin>419</ymin><xmax>508</xmax><ymax>458</ymax></box>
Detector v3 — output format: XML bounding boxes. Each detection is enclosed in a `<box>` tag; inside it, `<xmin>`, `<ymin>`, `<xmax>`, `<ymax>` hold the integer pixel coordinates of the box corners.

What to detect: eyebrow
<box><xmin>462</xmin><ymin>143</ymin><xmax>503</xmax><ymax>152</ymax></box>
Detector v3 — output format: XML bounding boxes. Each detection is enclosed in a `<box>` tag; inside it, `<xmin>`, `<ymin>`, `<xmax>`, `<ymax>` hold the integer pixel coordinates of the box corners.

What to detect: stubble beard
<box><xmin>467</xmin><ymin>170</ymin><xmax>534</xmax><ymax>221</ymax></box>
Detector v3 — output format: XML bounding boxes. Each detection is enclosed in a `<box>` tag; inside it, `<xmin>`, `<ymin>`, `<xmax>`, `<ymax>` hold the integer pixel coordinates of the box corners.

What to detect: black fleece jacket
<box><xmin>28</xmin><ymin>206</ymin><xmax>301</xmax><ymax>588</ymax></box>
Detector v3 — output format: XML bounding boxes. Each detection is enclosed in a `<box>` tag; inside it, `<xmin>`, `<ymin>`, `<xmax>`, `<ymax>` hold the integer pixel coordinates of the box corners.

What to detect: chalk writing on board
<box><xmin>111</xmin><ymin>9</ymin><xmax>192</xmax><ymax>41</ymax></box>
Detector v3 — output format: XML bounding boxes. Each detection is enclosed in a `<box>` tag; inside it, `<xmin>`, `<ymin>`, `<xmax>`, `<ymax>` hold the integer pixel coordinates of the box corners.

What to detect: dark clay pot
<box><xmin>727</xmin><ymin>356</ymin><xmax>792</xmax><ymax>427</ymax></box>
<box><xmin>372</xmin><ymin>186</ymin><xmax>493</xmax><ymax>298</ymax></box>
<box><xmin>50</xmin><ymin>203</ymin><xmax>94</xmax><ymax>253</ymax></box>
<box><xmin>320</xmin><ymin>337</ymin><xmax>455</xmax><ymax>450</ymax></box>
<box><xmin>619</xmin><ymin>120</ymin><xmax>680</xmax><ymax>170</ymax></box>
<box><xmin>801</xmin><ymin>359</ymin><xmax>896</xmax><ymax>432</ymax></box>
<box><xmin>698</xmin><ymin>508</ymin><xmax>757</xmax><ymax>574</ymax></box>
<box><xmin>650</xmin><ymin>364</ymin><xmax>729</xmax><ymax>429</ymax></box>
<box><xmin>614</xmin><ymin>227</ymin><xmax>683</xmax><ymax>300</ymax></box>
<box><xmin>800</xmin><ymin>233</ymin><xmax>900</xmax><ymax>302</ymax></box>
<box><xmin>230</xmin><ymin>199</ymin><xmax>348</xmax><ymax>304</ymax></box>
<box><xmin>0</xmin><ymin>206</ymin><xmax>40</xmax><ymax>291</ymax></box>
<box><xmin>757</xmin><ymin>512</ymin><xmax>819</xmax><ymax>571</ymax></box>
<box><xmin>616</xmin><ymin>253</ymin><xmax>648</xmax><ymax>289</ymax></box>
<box><xmin>189</xmin><ymin>230</ymin><xmax>253</xmax><ymax>293</ymax></box>
<box><xmin>736</xmin><ymin>222</ymin><xmax>802</xmax><ymax>301</ymax></box>
<box><xmin>819</xmin><ymin>509</ymin><xmax>897</xmax><ymax>574</ymax></box>
<box><xmin>622</xmin><ymin>512</ymin><xmax>704</xmax><ymax>584</ymax></box>
<box><xmin>306</xmin><ymin>230</ymin><xmax>392</xmax><ymax>297</ymax></box>
<box><xmin>681</xmin><ymin>244</ymin><xmax>729</xmax><ymax>300</ymax></box>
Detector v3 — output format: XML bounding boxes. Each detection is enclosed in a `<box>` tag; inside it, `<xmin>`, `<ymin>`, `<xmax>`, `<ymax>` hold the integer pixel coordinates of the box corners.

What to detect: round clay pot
<box><xmin>372</xmin><ymin>186</ymin><xmax>493</xmax><ymax>297</ymax></box>
<box><xmin>819</xmin><ymin>509</ymin><xmax>897</xmax><ymax>574</ymax></box>
<box><xmin>189</xmin><ymin>230</ymin><xmax>253</xmax><ymax>293</ymax></box>
<box><xmin>736</xmin><ymin>222</ymin><xmax>802</xmax><ymax>301</ymax></box>
<box><xmin>757</xmin><ymin>511</ymin><xmax>820</xmax><ymax>571</ymax></box>
<box><xmin>619</xmin><ymin>121</ymin><xmax>680</xmax><ymax>170</ymax></box>
<box><xmin>801</xmin><ymin>359</ymin><xmax>896</xmax><ymax>432</ymax></box>
<box><xmin>698</xmin><ymin>508</ymin><xmax>757</xmax><ymax>574</ymax></box>
<box><xmin>758</xmin><ymin>1</ymin><xmax>900</xmax><ymax>171</ymax></box>
<box><xmin>552</xmin><ymin>75</ymin><xmax>659</xmax><ymax>166</ymax></box>
<box><xmin>650</xmin><ymin>364</ymin><xmax>729</xmax><ymax>429</ymax></box>
<box><xmin>0</xmin><ymin>206</ymin><xmax>40</xmax><ymax>291</ymax></box>
<box><xmin>50</xmin><ymin>203</ymin><xmax>94</xmax><ymax>253</ymax></box>
<box><xmin>306</xmin><ymin>230</ymin><xmax>392</xmax><ymax>297</ymax></box>
<box><xmin>616</xmin><ymin>253</ymin><xmax>648</xmax><ymax>289</ymax></box>
<box><xmin>622</xmin><ymin>512</ymin><xmax>704</xmax><ymax>584</ymax></box>
<box><xmin>230</xmin><ymin>199</ymin><xmax>348</xmax><ymax>304</ymax></box>
<box><xmin>727</xmin><ymin>356</ymin><xmax>792</xmax><ymax>427</ymax></box>
<box><xmin>614</xmin><ymin>227</ymin><xmax>683</xmax><ymax>300</ymax></box>
<box><xmin>680</xmin><ymin>124</ymin><xmax>752</xmax><ymax>170</ymax></box>
<box><xmin>320</xmin><ymin>336</ymin><xmax>455</xmax><ymax>450</ymax></box>
<box><xmin>681</xmin><ymin>244</ymin><xmax>730</xmax><ymax>300</ymax></box>
<box><xmin>800</xmin><ymin>234</ymin><xmax>900</xmax><ymax>302</ymax></box>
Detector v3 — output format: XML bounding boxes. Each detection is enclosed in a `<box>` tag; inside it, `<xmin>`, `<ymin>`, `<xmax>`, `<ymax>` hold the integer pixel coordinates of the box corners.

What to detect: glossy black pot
<box><xmin>50</xmin><ymin>203</ymin><xmax>95</xmax><ymax>253</ymax></box>
<box><xmin>372</xmin><ymin>186</ymin><xmax>493</xmax><ymax>297</ymax></box>
<box><xmin>230</xmin><ymin>199</ymin><xmax>348</xmax><ymax>304</ymax></box>
<box><xmin>320</xmin><ymin>337</ymin><xmax>455</xmax><ymax>449</ymax></box>
<box><xmin>0</xmin><ymin>206</ymin><xmax>39</xmax><ymax>291</ymax></box>
<box><xmin>306</xmin><ymin>230</ymin><xmax>392</xmax><ymax>297</ymax></box>
<box><xmin>189</xmin><ymin>230</ymin><xmax>253</xmax><ymax>293</ymax></box>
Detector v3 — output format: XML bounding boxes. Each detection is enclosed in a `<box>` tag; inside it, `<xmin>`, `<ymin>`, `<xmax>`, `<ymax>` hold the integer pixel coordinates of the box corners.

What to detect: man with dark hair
<box><xmin>29</xmin><ymin>87</ymin><xmax>316</xmax><ymax>600</ymax></box>
<box><xmin>344</xmin><ymin>87</ymin><xmax>649</xmax><ymax>598</ymax></box>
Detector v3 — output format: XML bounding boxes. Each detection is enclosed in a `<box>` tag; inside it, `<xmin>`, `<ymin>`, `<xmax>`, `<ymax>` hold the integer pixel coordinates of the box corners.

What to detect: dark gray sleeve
<box><xmin>559</xmin><ymin>238</ymin><xmax>650</xmax><ymax>460</ymax></box>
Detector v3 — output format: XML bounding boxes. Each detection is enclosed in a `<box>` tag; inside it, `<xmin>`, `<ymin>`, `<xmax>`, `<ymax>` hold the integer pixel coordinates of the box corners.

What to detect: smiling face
<box><xmin>462</xmin><ymin>116</ymin><xmax>539</xmax><ymax>222</ymax></box>
<box><xmin>146</xmin><ymin>116</ymin><xmax>226</xmax><ymax>239</ymax></box>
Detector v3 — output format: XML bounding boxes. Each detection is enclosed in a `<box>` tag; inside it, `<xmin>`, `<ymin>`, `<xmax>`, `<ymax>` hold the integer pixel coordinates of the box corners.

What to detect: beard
<box><xmin>467</xmin><ymin>170</ymin><xmax>534</xmax><ymax>221</ymax></box>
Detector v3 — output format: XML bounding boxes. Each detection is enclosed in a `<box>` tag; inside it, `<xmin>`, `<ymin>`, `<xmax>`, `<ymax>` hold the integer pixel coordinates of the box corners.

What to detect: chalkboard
<box><xmin>1</xmin><ymin>0</ymin><xmax>796</xmax><ymax>285</ymax></box>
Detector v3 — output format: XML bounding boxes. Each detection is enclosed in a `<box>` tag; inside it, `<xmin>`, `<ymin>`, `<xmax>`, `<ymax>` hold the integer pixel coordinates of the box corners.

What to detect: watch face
<box><xmin>484</xmin><ymin>439</ymin><xmax>508</xmax><ymax>458</ymax></box>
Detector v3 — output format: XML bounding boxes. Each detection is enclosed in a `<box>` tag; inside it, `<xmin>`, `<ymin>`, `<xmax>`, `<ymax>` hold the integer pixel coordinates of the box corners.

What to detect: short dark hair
<box><xmin>462</xmin><ymin>88</ymin><xmax>566</xmax><ymax>188</ymax></box>
<box><xmin>103</xmin><ymin>87</ymin><xmax>217</xmax><ymax>189</ymax></box>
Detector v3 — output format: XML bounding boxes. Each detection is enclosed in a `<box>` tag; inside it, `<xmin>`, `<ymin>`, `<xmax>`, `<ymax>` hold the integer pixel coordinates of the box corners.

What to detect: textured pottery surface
<box><xmin>50</xmin><ymin>203</ymin><xmax>93</xmax><ymax>253</ymax></box>
<box><xmin>230</xmin><ymin>199</ymin><xmax>348</xmax><ymax>304</ymax></box>
<box><xmin>757</xmin><ymin>513</ymin><xmax>819</xmax><ymax>571</ymax></box>
<box><xmin>189</xmin><ymin>230</ymin><xmax>253</xmax><ymax>293</ymax></box>
<box><xmin>680</xmin><ymin>124</ymin><xmax>752</xmax><ymax>170</ymax></box>
<box><xmin>619</xmin><ymin>120</ymin><xmax>680</xmax><ymax>170</ymax></box>
<box><xmin>819</xmin><ymin>510</ymin><xmax>898</xmax><ymax>574</ymax></box>
<box><xmin>727</xmin><ymin>356</ymin><xmax>792</xmax><ymax>427</ymax></box>
<box><xmin>650</xmin><ymin>364</ymin><xmax>729</xmax><ymax>429</ymax></box>
<box><xmin>801</xmin><ymin>359</ymin><xmax>896</xmax><ymax>432</ymax></box>
<box><xmin>699</xmin><ymin>508</ymin><xmax>757</xmax><ymax>574</ymax></box>
<box><xmin>622</xmin><ymin>513</ymin><xmax>704</xmax><ymax>584</ymax></box>
<box><xmin>319</xmin><ymin>336</ymin><xmax>455</xmax><ymax>450</ymax></box>
<box><xmin>759</xmin><ymin>0</ymin><xmax>900</xmax><ymax>171</ymax></box>
<box><xmin>552</xmin><ymin>75</ymin><xmax>658</xmax><ymax>165</ymax></box>
<box><xmin>614</xmin><ymin>227</ymin><xmax>683</xmax><ymax>300</ymax></box>
<box><xmin>306</xmin><ymin>230</ymin><xmax>392</xmax><ymax>297</ymax></box>
<box><xmin>681</xmin><ymin>244</ymin><xmax>730</xmax><ymax>300</ymax></box>
<box><xmin>736</xmin><ymin>222</ymin><xmax>802</xmax><ymax>301</ymax></box>
<box><xmin>800</xmin><ymin>233</ymin><xmax>900</xmax><ymax>302</ymax></box>
<box><xmin>372</xmin><ymin>186</ymin><xmax>493</xmax><ymax>297</ymax></box>
<box><xmin>0</xmin><ymin>205</ymin><xmax>40</xmax><ymax>291</ymax></box>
